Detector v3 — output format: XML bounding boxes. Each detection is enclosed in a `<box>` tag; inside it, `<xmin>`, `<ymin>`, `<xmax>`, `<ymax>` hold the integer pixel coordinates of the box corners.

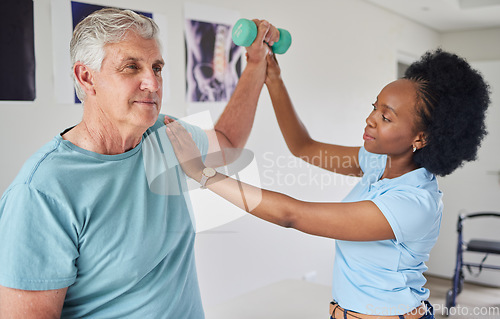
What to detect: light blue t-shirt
<box><xmin>332</xmin><ymin>147</ymin><xmax>443</xmax><ymax>316</ymax></box>
<box><xmin>0</xmin><ymin>115</ymin><xmax>207</xmax><ymax>318</ymax></box>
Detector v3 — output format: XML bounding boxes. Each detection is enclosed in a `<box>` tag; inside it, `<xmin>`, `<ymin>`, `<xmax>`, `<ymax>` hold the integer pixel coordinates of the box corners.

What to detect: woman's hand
<box><xmin>265</xmin><ymin>52</ymin><xmax>282</xmax><ymax>84</ymax></box>
<box><xmin>164</xmin><ymin>117</ymin><xmax>205</xmax><ymax>181</ymax></box>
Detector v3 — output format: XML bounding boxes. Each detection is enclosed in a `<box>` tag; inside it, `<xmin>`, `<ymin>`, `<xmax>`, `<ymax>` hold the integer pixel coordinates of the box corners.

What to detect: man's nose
<box><xmin>140</xmin><ymin>69</ymin><xmax>161</xmax><ymax>92</ymax></box>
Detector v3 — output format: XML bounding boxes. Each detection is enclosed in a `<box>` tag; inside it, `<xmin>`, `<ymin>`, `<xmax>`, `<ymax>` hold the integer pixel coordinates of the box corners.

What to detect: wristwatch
<box><xmin>200</xmin><ymin>167</ymin><xmax>217</xmax><ymax>189</ymax></box>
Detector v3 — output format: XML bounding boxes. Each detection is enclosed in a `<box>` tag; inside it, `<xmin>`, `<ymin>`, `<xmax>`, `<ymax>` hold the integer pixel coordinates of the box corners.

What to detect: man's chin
<box><xmin>134</xmin><ymin>109</ymin><xmax>161</xmax><ymax>129</ymax></box>
<box><xmin>145</xmin><ymin>111</ymin><xmax>161</xmax><ymax>126</ymax></box>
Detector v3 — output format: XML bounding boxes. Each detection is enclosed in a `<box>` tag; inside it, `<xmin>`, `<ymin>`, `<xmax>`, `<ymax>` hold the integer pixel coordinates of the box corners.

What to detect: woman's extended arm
<box><xmin>166</xmin><ymin>120</ymin><xmax>393</xmax><ymax>241</ymax></box>
<box><xmin>205</xmin><ymin>176</ymin><xmax>393</xmax><ymax>241</ymax></box>
<box><xmin>265</xmin><ymin>54</ymin><xmax>362</xmax><ymax>177</ymax></box>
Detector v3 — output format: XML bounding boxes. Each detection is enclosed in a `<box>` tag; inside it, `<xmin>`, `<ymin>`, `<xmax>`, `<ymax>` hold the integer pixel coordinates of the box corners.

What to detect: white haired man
<box><xmin>0</xmin><ymin>8</ymin><xmax>278</xmax><ymax>318</ymax></box>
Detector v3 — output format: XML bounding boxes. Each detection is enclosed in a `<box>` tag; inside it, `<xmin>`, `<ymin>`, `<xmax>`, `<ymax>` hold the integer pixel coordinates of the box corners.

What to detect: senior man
<box><xmin>0</xmin><ymin>8</ymin><xmax>277</xmax><ymax>318</ymax></box>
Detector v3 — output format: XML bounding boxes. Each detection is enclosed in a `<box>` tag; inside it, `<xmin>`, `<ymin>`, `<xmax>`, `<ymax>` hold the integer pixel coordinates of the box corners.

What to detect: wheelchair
<box><xmin>445</xmin><ymin>211</ymin><xmax>500</xmax><ymax>314</ymax></box>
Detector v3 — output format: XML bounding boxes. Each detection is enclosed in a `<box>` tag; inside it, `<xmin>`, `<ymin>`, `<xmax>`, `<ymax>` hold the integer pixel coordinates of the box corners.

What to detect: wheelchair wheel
<box><xmin>445</xmin><ymin>289</ymin><xmax>454</xmax><ymax>316</ymax></box>
<box><xmin>457</xmin><ymin>270</ymin><xmax>464</xmax><ymax>294</ymax></box>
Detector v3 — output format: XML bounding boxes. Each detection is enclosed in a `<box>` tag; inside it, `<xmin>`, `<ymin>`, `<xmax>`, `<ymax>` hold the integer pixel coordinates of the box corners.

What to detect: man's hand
<box><xmin>245</xmin><ymin>19</ymin><xmax>279</xmax><ymax>65</ymax></box>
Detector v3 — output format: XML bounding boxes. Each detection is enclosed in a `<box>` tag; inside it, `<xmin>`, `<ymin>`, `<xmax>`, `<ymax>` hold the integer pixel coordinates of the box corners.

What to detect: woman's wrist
<box><xmin>191</xmin><ymin>167</ymin><xmax>205</xmax><ymax>183</ymax></box>
<box><xmin>265</xmin><ymin>76</ymin><xmax>285</xmax><ymax>90</ymax></box>
<box><xmin>199</xmin><ymin>167</ymin><xmax>218</xmax><ymax>189</ymax></box>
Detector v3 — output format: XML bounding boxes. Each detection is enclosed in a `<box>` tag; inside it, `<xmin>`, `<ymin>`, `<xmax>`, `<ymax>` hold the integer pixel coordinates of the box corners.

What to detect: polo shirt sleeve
<box><xmin>0</xmin><ymin>184</ymin><xmax>78</xmax><ymax>290</ymax></box>
<box><xmin>358</xmin><ymin>146</ymin><xmax>386</xmax><ymax>175</ymax></box>
<box><xmin>371</xmin><ymin>186</ymin><xmax>440</xmax><ymax>243</ymax></box>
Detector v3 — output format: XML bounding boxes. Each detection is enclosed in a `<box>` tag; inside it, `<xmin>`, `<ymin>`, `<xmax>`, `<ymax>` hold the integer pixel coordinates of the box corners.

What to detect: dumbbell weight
<box><xmin>231</xmin><ymin>18</ymin><xmax>292</xmax><ymax>54</ymax></box>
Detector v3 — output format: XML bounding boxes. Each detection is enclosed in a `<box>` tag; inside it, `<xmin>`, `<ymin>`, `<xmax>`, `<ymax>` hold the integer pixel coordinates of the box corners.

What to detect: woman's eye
<box><xmin>382</xmin><ymin>115</ymin><xmax>391</xmax><ymax>122</ymax></box>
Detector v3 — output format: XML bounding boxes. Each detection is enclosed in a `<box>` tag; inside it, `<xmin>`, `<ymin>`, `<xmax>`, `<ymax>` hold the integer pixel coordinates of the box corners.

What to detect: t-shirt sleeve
<box><xmin>180</xmin><ymin>121</ymin><xmax>209</xmax><ymax>161</ymax></box>
<box><xmin>371</xmin><ymin>186</ymin><xmax>440</xmax><ymax>243</ymax></box>
<box><xmin>0</xmin><ymin>184</ymin><xmax>78</xmax><ymax>290</ymax></box>
<box><xmin>155</xmin><ymin>115</ymin><xmax>208</xmax><ymax>165</ymax></box>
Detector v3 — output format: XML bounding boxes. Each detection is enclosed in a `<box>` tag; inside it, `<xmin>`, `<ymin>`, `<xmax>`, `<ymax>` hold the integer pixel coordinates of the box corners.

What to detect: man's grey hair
<box><xmin>70</xmin><ymin>8</ymin><xmax>160</xmax><ymax>101</ymax></box>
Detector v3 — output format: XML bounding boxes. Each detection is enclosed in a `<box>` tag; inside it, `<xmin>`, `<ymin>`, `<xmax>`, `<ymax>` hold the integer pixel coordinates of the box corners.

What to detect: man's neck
<box><xmin>62</xmin><ymin>111</ymin><xmax>143</xmax><ymax>155</ymax></box>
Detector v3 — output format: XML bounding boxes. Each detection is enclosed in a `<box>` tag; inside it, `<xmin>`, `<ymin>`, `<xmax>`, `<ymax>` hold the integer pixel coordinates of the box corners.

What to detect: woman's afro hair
<box><xmin>404</xmin><ymin>49</ymin><xmax>490</xmax><ymax>177</ymax></box>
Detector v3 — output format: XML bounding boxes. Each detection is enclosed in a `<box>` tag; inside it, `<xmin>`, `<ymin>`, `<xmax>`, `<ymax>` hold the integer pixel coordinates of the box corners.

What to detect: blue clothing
<box><xmin>0</xmin><ymin>115</ymin><xmax>208</xmax><ymax>318</ymax></box>
<box><xmin>332</xmin><ymin>147</ymin><xmax>442</xmax><ymax>315</ymax></box>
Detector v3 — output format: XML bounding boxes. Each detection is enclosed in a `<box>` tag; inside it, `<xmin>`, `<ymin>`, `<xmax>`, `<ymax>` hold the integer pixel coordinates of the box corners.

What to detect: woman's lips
<box><xmin>363</xmin><ymin>131</ymin><xmax>375</xmax><ymax>141</ymax></box>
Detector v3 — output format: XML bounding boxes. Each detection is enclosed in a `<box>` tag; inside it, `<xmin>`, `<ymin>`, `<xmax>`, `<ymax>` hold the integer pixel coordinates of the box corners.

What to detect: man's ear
<box><xmin>74</xmin><ymin>62</ymin><xmax>96</xmax><ymax>96</ymax></box>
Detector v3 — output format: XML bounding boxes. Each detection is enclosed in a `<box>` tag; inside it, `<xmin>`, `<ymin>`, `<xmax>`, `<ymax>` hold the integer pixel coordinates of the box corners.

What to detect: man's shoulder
<box><xmin>10</xmin><ymin>137</ymin><xmax>63</xmax><ymax>187</ymax></box>
<box><xmin>145</xmin><ymin>114</ymin><xmax>172</xmax><ymax>136</ymax></box>
<box><xmin>147</xmin><ymin>114</ymin><xmax>205</xmax><ymax>136</ymax></box>
<box><xmin>144</xmin><ymin>114</ymin><xmax>209</xmax><ymax>156</ymax></box>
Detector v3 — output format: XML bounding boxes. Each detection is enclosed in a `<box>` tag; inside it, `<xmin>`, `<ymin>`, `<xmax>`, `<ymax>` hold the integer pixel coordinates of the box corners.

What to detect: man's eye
<box><xmin>153</xmin><ymin>66</ymin><xmax>162</xmax><ymax>74</ymax></box>
<box><xmin>126</xmin><ymin>64</ymin><xmax>138</xmax><ymax>70</ymax></box>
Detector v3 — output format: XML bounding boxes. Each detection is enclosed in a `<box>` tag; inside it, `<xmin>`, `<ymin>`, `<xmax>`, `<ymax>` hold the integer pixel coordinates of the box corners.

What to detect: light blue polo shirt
<box><xmin>0</xmin><ymin>115</ymin><xmax>207</xmax><ymax>318</ymax></box>
<box><xmin>332</xmin><ymin>147</ymin><xmax>442</xmax><ymax>316</ymax></box>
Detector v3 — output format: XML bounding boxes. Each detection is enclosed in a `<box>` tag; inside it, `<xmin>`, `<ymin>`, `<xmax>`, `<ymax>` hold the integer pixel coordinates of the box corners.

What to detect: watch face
<box><xmin>203</xmin><ymin>167</ymin><xmax>217</xmax><ymax>177</ymax></box>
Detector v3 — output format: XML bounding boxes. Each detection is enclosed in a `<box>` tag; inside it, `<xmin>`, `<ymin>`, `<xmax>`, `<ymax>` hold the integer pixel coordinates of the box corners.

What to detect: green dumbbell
<box><xmin>231</xmin><ymin>18</ymin><xmax>292</xmax><ymax>54</ymax></box>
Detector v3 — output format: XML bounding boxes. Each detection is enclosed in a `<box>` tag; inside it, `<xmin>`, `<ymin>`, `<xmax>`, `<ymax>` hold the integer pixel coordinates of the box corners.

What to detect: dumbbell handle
<box><xmin>231</xmin><ymin>18</ymin><xmax>292</xmax><ymax>54</ymax></box>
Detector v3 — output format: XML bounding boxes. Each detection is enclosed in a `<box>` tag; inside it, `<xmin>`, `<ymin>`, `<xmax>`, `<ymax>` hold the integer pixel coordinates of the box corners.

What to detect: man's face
<box><xmin>92</xmin><ymin>31</ymin><xmax>164</xmax><ymax>133</ymax></box>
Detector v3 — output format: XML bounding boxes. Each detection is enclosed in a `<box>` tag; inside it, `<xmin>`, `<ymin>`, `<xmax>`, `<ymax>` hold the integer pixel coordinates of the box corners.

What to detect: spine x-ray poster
<box><xmin>184</xmin><ymin>3</ymin><xmax>243</xmax><ymax>118</ymax></box>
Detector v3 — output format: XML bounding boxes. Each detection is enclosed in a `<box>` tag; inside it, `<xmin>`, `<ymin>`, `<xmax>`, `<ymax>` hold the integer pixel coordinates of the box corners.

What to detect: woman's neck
<box><xmin>380</xmin><ymin>155</ymin><xmax>418</xmax><ymax>180</ymax></box>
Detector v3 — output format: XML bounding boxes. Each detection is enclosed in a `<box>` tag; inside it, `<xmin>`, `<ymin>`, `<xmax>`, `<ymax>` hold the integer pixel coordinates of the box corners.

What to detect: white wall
<box><xmin>0</xmin><ymin>0</ymin><xmax>458</xmax><ymax>309</ymax></box>
<box><xmin>441</xmin><ymin>27</ymin><xmax>500</xmax><ymax>61</ymax></box>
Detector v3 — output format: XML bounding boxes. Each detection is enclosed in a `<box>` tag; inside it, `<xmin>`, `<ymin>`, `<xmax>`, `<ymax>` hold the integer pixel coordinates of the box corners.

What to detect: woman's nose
<box><xmin>366</xmin><ymin>112</ymin><xmax>376</xmax><ymax>127</ymax></box>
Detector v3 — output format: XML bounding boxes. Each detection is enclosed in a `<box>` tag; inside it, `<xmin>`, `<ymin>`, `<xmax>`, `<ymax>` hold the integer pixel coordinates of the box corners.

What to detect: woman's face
<box><xmin>363</xmin><ymin>79</ymin><xmax>423</xmax><ymax>156</ymax></box>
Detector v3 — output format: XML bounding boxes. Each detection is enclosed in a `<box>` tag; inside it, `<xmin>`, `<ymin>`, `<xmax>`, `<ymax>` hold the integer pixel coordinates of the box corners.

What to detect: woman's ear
<box><xmin>73</xmin><ymin>62</ymin><xmax>96</xmax><ymax>97</ymax></box>
<box><xmin>413</xmin><ymin>131</ymin><xmax>427</xmax><ymax>151</ymax></box>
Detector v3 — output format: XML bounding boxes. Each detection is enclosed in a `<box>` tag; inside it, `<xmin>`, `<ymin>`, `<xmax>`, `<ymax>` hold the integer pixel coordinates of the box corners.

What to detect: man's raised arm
<box><xmin>205</xmin><ymin>20</ymin><xmax>280</xmax><ymax>166</ymax></box>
